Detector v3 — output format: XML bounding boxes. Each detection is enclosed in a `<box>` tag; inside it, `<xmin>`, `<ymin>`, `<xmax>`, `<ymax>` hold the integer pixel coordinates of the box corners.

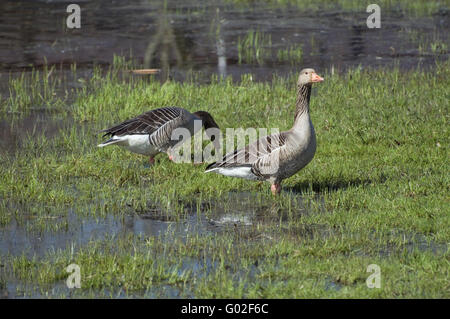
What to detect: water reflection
<box><xmin>0</xmin><ymin>192</ymin><xmax>319</xmax><ymax>257</ymax></box>
<box><xmin>214</xmin><ymin>8</ymin><xmax>227</xmax><ymax>78</ymax></box>
<box><xmin>0</xmin><ymin>0</ymin><xmax>447</xmax><ymax>81</ymax></box>
<box><xmin>0</xmin><ymin>111</ymin><xmax>67</xmax><ymax>153</ymax></box>
<box><xmin>349</xmin><ymin>25</ymin><xmax>365</xmax><ymax>58</ymax></box>
<box><xmin>144</xmin><ymin>0</ymin><xmax>183</xmax><ymax>82</ymax></box>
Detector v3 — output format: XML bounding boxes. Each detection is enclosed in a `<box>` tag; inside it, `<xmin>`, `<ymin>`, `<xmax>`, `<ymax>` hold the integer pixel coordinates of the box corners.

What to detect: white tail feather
<box><xmin>97</xmin><ymin>139</ymin><xmax>120</xmax><ymax>147</ymax></box>
<box><xmin>206</xmin><ymin>166</ymin><xmax>257</xmax><ymax>180</ymax></box>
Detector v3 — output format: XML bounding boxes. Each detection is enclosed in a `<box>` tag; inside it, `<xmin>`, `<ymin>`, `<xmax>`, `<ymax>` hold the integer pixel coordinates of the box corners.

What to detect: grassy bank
<box><xmin>0</xmin><ymin>60</ymin><xmax>448</xmax><ymax>298</ymax></box>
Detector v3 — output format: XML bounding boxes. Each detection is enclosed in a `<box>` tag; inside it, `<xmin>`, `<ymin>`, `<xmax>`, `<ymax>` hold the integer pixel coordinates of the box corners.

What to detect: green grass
<box><xmin>238</xmin><ymin>33</ymin><xmax>303</xmax><ymax>66</ymax></box>
<box><xmin>4</xmin><ymin>64</ymin><xmax>64</xmax><ymax>113</ymax></box>
<box><xmin>430</xmin><ymin>41</ymin><xmax>448</xmax><ymax>55</ymax></box>
<box><xmin>229</xmin><ymin>0</ymin><xmax>449</xmax><ymax>16</ymax></box>
<box><xmin>402</xmin><ymin>27</ymin><xmax>449</xmax><ymax>56</ymax></box>
<box><xmin>277</xmin><ymin>44</ymin><xmax>303</xmax><ymax>64</ymax></box>
<box><xmin>237</xmin><ymin>29</ymin><xmax>272</xmax><ymax>65</ymax></box>
<box><xmin>0</xmin><ymin>59</ymin><xmax>449</xmax><ymax>298</ymax></box>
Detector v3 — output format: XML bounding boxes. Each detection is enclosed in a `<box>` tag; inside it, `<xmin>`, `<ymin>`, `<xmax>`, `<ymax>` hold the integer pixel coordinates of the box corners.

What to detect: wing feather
<box><xmin>206</xmin><ymin>131</ymin><xmax>287</xmax><ymax>178</ymax></box>
<box><xmin>100</xmin><ymin>107</ymin><xmax>190</xmax><ymax>151</ymax></box>
<box><xmin>100</xmin><ymin>107</ymin><xmax>184</xmax><ymax>137</ymax></box>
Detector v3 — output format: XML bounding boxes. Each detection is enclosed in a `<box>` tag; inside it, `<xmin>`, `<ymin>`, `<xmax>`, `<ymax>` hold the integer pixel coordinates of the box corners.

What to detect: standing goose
<box><xmin>205</xmin><ymin>68</ymin><xmax>323</xmax><ymax>195</ymax></box>
<box><xmin>98</xmin><ymin>107</ymin><xmax>220</xmax><ymax>164</ymax></box>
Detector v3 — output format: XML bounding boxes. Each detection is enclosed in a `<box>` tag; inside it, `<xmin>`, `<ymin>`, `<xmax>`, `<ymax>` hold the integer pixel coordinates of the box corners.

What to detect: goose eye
<box><xmin>305</xmin><ymin>72</ymin><xmax>308</xmax><ymax>75</ymax></box>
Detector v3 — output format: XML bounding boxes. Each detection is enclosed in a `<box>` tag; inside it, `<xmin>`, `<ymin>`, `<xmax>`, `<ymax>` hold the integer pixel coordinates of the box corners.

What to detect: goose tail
<box><xmin>205</xmin><ymin>162</ymin><xmax>218</xmax><ymax>173</ymax></box>
<box><xmin>97</xmin><ymin>138</ymin><xmax>120</xmax><ymax>148</ymax></box>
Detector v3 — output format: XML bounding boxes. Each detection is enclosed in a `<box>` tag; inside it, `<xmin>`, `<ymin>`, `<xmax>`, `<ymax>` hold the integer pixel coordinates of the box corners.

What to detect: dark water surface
<box><xmin>2</xmin><ymin>190</ymin><xmax>445</xmax><ymax>298</ymax></box>
<box><xmin>0</xmin><ymin>110</ymin><xmax>68</xmax><ymax>153</ymax></box>
<box><xmin>0</xmin><ymin>191</ymin><xmax>321</xmax><ymax>258</ymax></box>
<box><xmin>0</xmin><ymin>0</ymin><xmax>448</xmax><ymax>82</ymax></box>
<box><xmin>0</xmin><ymin>191</ymin><xmax>323</xmax><ymax>298</ymax></box>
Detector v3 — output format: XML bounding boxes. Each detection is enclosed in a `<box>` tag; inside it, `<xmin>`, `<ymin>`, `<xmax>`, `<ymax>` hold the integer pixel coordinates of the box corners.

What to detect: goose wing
<box><xmin>100</xmin><ymin>107</ymin><xmax>188</xmax><ymax>149</ymax></box>
<box><xmin>206</xmin><ymin>131</ymin><xmax>287</xmax><ymax>178</ymax></box>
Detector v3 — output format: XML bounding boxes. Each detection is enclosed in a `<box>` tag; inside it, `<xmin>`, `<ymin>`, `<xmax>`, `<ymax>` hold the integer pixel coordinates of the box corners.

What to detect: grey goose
<box><xmin>205</xmin><ymin>68</ymin><xmax>324</xmax><ymax>195</ymax></box>
<box><xmin>98</xmin><ymin>107</ymin><xmax>219</xmax><ymax>164</ymax></box>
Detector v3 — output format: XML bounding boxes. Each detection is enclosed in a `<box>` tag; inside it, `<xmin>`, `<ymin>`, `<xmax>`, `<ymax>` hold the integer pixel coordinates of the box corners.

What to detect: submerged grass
<box><xmin>4</xmin><ymin>63</ymin><xmax>65</xmax><ymax>114</ymax></box>
<box><xmin>0</xmin><ymin>58</ymin><xmax>449</xmax><ymax>298</ymax></box>
<box><xmin>277</xmin><ymin>44</ymin><xmax>303</xmax><ymax>64</ymax></box>
<box><xmin>237</xmin><ymin>29</ymin><xmax>272</xmax><ymax>65</ymax></box>
<box><xmin>402</xmin><ymin>27</ymin><xmax>449</xmax><ymax>56</ymax></box>
<box><xmin>229</xmin><ymin>0</ymin><xmax>449</xmax><ymax>16</ymax></box>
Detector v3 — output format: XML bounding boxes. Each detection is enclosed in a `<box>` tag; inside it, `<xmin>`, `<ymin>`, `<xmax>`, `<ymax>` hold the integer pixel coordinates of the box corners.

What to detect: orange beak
<box><xmin>311</xmin><ymin>73</ymin><xmax>324</xmax><ymax>82</ymax></box>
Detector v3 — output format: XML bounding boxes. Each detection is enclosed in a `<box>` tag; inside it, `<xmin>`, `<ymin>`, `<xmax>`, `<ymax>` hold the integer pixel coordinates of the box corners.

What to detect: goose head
<box><xmin>297</xmin><ymin>68</ymin><xmax>324</xmax><ymax>86</ymax></box>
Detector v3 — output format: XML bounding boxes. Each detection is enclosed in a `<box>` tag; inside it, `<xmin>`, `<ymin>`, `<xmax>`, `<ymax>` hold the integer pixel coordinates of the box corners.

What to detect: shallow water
<box><xmin>0</xmin><ymin>0</ymin><xmax>448</xmax><ymax>298</ymax></box>
<box><xmin>0</xmin><ymin>110</ymin><xmax>68</xmax><ymax>153</ymax></box>
<box><xmin>0</xmin><ymin>189</ymin><xmax>447</xmax><ymax>298</ymax></box>
<box><xmin>0</xmin><ymin>0</ymin><xmax>448</xmax><ymax>84</ymax></box>
<box><xmin>0</xmin><ymin>191</ymin><xmax>319</xmax><ymax>258</ymax></box>
<box><xmin>0</xmin><ymin>191</ymin><xmax>317</xmax><ymax>298</ymax></box>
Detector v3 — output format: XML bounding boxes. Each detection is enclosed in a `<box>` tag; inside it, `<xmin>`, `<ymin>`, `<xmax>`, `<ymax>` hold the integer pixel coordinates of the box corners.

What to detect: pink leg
<box><xmin>149</xmin><ymin>156</ymin><xmax>155</xmax><ymax>165</ymax></box>
<box><xmin>168</xmin><ymin>155</ymin><xmax>173</xmax><ymax>161</ymax></box>
<box><xmin>271</xmin><ymin>183</ymin><xmax>282</xmax><ymax>195</ymax></box>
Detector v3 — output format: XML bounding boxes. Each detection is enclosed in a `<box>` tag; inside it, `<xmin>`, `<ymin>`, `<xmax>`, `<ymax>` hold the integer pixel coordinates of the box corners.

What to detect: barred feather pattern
<box><xmin>294</xmin><ymin>84</ymin><xmax>311</xmax><ymax>120</ymax></box>
<box><xmin>206</xmin><ymin>81</ymin><xmax>316</xmax><ymax>184</ymax></box>
<box><xmin>206</xmin><ymin>132</ymin><xmax>287</xmax><ymax>180</ymax></box>
<box><xmin>100</xmin><ymin>107</ymin><xmax>188</xmax><ymax>151</ymax></box>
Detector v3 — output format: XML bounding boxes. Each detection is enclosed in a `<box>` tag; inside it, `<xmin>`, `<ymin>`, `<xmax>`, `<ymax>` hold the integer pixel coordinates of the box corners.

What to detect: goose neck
<box><xmin>293</xmin><ymin>84</ymin><xmax>311</xmax><ymax>127</ymax></box>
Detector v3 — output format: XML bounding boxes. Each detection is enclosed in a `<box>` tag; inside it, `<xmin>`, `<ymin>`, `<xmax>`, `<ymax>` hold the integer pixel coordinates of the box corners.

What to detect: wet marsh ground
<box><xmin>1</xmin><ymin>0</ymin><xmax>449</xmax><ymax>78</ymax></box>
<box><xmin>0</xmin><ymin>0</ymin><xmax>449</xmax><ymax>298</ymax></box>
<box><xmin>0</xmin><ymin>58</ymin><xmax>448</xmax><ymax>298</ymax></box>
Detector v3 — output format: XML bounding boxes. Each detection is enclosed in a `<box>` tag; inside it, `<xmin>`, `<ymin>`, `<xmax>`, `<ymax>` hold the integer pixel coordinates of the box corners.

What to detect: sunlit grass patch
<box><xmin>0</xmin><ymin>58</ymin><xmax>448</xmax><ymax>298</ymax></box>
<box><xmin>4</xmin><ymin>65</ymin><xmax>64</xmax><ymax>114</ymax></box>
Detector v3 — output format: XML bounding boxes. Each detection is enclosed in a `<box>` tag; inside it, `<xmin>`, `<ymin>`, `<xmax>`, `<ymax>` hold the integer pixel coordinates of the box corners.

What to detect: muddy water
<box><xmin>0</xmin><ymin>0</ymin><xmax>448</xmax><ymax>83</ymax></box>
